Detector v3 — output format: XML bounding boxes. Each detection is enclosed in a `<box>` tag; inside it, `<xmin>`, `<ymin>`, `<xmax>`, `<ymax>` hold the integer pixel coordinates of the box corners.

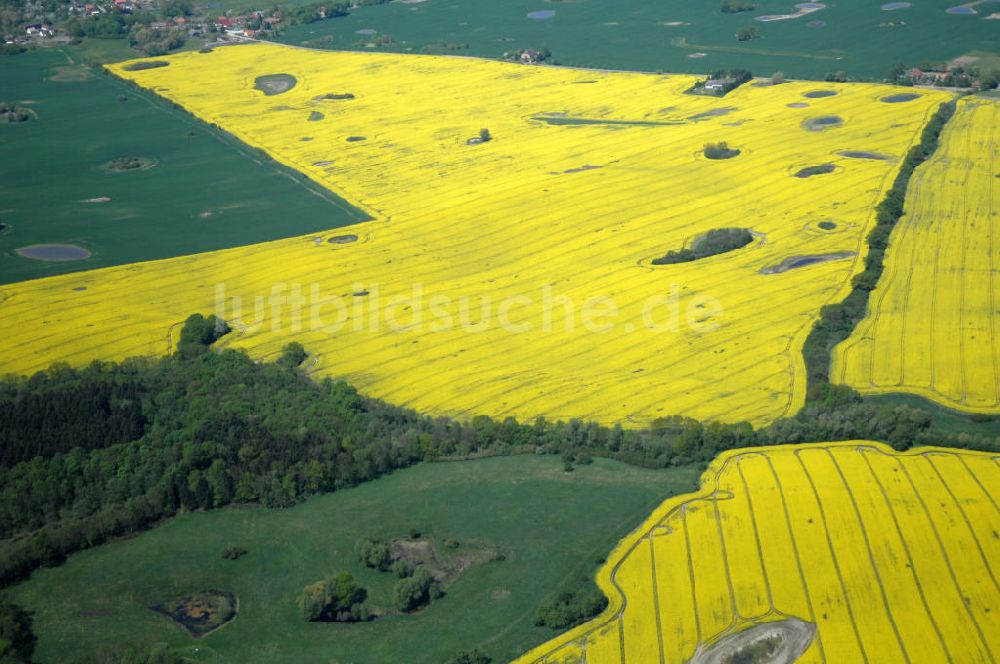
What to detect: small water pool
<box><xmin>16</xmin><ymin>244</ymin><xmax>92</xmax><ymax>262</ymax></box>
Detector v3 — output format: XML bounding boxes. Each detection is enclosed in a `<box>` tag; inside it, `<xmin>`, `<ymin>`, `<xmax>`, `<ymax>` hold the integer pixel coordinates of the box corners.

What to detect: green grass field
<box><xmin>9</xmin><ymin>455</ymin><xmax>701</xmax><ymax>663</ymax></box>
<box><xmin>276</xmin><ymin>0</ymin><xmax>1000</xmax><ymax>80</ymax></box>
<box><xmin>0</xmin><ymin>47</ymin><xmax>367</xmax><ymax>285</ymax></box>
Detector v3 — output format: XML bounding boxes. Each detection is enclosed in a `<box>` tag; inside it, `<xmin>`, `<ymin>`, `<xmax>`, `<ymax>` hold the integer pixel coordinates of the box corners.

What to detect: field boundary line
<box><xmin>647</xmin><ymin>535</ymin><xmax>667</xmax><ymax>664</ymax></box>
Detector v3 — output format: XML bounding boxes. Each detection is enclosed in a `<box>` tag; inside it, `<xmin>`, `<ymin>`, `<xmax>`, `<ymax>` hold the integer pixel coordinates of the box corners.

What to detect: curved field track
<box><xmin>516</xmin><ymin>441</ymin><xmax>1000</xmax><ymax>664</ymax></box>
<box><xmin>0</xmin><ymin>44</ymin><xmax>949</xmax><ymax>426</ymax></box>
<box><xmin>833</xmin><ymin>98</ymin><xmax>1000</xmax><ymax>414</ymax></box>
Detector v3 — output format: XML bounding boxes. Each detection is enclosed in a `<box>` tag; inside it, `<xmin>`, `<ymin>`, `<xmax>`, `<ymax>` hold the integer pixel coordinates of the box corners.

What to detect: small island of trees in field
<box><xmin>689</xmin><ymin>69</ymin><xmax>754</xmax><ymax>97</ymax></box>
<box><xmin>652</xmin><ymin>227</ymin><xmax>754</xmax><ymax>265</ymax></box>
<box><xmin>720</xmin><ymin>0</ymin><xmax>758</xmax><ymax>13</ymax></box>
<box><xmin>0</xmin><ymin>102</ymin><xmax>33</xmax><ymax>123</ymax></box>
<box><xmin>703</xmin><ymin>141</ymin><xmax>741</xmax><ymax>160</ymax></box>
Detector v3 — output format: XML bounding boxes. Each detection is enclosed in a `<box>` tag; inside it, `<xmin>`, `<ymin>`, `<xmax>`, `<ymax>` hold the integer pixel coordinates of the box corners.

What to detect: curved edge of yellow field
<box><xmin>511</xmin><ymin>439</ymin><xmax>995</xmax><ymax>663</ymax></box>
<box><xmin>832</xmin><ymin>382</ymin><xmax>1000</xmax><ymax>416</ymax></box>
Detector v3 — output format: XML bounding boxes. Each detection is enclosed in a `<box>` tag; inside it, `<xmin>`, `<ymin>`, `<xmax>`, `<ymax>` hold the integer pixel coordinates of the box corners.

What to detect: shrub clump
<box><xmin>356</xmin><ymin>536</ymin><xmax>392</xmax><ymax>571</ymax></box>
<box><xmin>652</xmin><ymin>228</ymin><xmax>753</xmax><ymax>265</ymax></box>
<box><xmin>221</xmin><ymin>546</ymin><xmax>248</xmax><ymax>560</ymax></box>
<box><xmin>703</xmin><ymin>141</ymin><xmax>740</xmax><ymax>159</ymax></box>
<box><xmin>176</xmin><ymin>313</ymin><xmax>230</xmax><ymax>359</ymax></box>
<box><xmin>534</xmin><ymin>582</ymin><xmax>608</xmax><ymax>629</ymax></box>
<box><xmin>299</xmin><ymin>573</ymin><xmax>370</xmax><ymax>622</ymax></box>
<box><xmin>1</xmin><ymin>102</ymin><xmax>32</xmax><ymax>123</ymax></box>
<box><xmin>721</xmin><ymin>0</ymin><xmax>757</xmax><ymax>12</ymax></box>
<box><xmin>393</xmin><ymin>567</ymin><xmax>441</xmax><ymax>612</ymax></box>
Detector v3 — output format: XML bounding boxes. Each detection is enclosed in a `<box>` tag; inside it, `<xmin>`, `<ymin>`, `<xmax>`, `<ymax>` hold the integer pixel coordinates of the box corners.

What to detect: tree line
<box><xmin>800</xmin><ymin>100</ymin><xmax>956</xmax><ymax>399</ymax></box>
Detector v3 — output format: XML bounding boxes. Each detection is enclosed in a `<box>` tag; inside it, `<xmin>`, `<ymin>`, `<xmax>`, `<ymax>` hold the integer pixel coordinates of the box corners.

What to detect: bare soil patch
<box><xmin>390</xmin><ymin>538</ymin><xmax>496</xmax><ymax>585</ymax></box>
<box><xmin>688</xmin><ymin>617</ymin><xmax>816</xmax><ymax>664</ymax></box>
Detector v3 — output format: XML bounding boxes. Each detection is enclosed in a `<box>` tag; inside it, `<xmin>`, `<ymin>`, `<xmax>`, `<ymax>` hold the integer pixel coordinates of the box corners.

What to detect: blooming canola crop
<box><xmin>833</xmin><ymin>97</ymin><xmax>1000</xmax><ymax>413</ymax></box>
<box><xmin>0</xmin><ymin>44</ymin><xmax>950</xmax><ymax>425</ymax></box>
<box><xmin>516</xmin><ymin>441</ymin><xmax>1000</xmax><ymax>663</ymax></box>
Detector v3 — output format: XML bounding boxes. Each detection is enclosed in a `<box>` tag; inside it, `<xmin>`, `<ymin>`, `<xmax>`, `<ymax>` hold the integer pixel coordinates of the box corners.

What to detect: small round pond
<box><xmin>16</xmin><ymin>244</ymin><xmax>92</xmax><ymax>262</ymax></box>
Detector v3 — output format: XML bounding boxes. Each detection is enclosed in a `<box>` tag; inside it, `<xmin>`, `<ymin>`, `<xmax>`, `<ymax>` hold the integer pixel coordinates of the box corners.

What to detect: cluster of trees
<box><xmin>127</xmin><ymin>25</ymin><xmax>186</xmax><ymax>56</ymax></box>
<box><xmin>720</xmin><ymin>0</ymin><xmax>757</xmax><ymax>13</ymax></box>
<box><xmin>298</xmin><ymin>573</ymin><xmax>371</xmax><ymax>622</ymax></box>
<box><xmin>356</xmin><ymin>536</ymin><xmax>443</xmax><ymax>612</ymax></box>
<box><xmin>0</xmin><ymin>102</ymin><xmax>30</xmax><ymax>123</ymax></box>
<box><xmin>735</xmin><ymin>26</ymin><xmax>759</xmax><ymax>41</ymax></box>
<box><xmin>64</xmin><ymin>14</ymin><xmax>129</xmax><ymax>39</ymax></box>
<box><xmin>801</xmin><ymin>101</ymin><xmax>956</xmax><ymax>396</ymax></box>
<box><xmin>0</xmin><ymin>597</ymin><xmax>34</xmax><ymax>663</ymax></box>
<box><xmin>446</xmin><ymin>650</ymin><xmax>492</xmax><ymax>664</ymax></box>
<box><xmin>692</xmin><ymin>69</ymin><xmax>754</xmax><ymax>96</ymax></box>
<box><xmin>652</xmin><ymin>227</ymin><xmax>752</xmax><ymax>265</ymax></box>
<box><xmin>221</xmin><ymin>545</ymin><xmax>247</xmax><ymax>560</ymax></box>
<box><xmin>533</xmin><ymin>582</ymin><xmax>608</xmax><ymax>629</ymax></box>
<box><xmin>702</xmin><ymin>141</ymin><xmax>740</xmax><ymax>160</ymax></box>
<box><xmin>356</xmin><ymin>537</ymin><xmax>393</xmax><ymax>571</ymax></box>
<box><xmin>394</xmin><ymin>567</ymin><xmax>442</xmax><ymax>612</ymax></box>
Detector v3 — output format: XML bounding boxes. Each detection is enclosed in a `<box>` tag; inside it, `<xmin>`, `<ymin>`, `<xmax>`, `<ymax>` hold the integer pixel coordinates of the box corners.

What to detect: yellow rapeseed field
<box><xmin>833</xmin><ymin>97</ymin><xmax>1000</xmax><ymax>414</ymax></box>
<box><xmin>0</xmin><ymin>44</ymin><xmax>950</xmax><ymax>425</ymax></box>
<box><xmin>516</xmin><ymin>441</ymin><xmax>1000</xmax><ymax>664</ymax></box>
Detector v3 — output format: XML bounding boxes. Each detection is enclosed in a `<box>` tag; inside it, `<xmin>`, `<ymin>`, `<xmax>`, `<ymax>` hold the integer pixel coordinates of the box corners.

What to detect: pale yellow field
<box><xmin>833</xmin><ymin>97</ymin><xmax>1000</xmax><ymax>413</ymax></box>
<box><xmin>0</xmin><ymin>44</ymin><xmax>950</xmax><ymax>425</ymax></box>
<box><xmin>516</xmin><ymin>441</ymin><xmax>1000</xmax><ymax>664</ymax></box>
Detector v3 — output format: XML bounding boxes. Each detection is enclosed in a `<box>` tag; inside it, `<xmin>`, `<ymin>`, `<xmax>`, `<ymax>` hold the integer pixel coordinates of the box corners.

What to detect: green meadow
<box><xmin>10</xmin><ymin>455</ymin><xmax>701</xmax><ymax>664</ymax></box>
<box><xmin>278</xmin><ymin>0</ymin><xmax>1000</xmax><ymax>80</ymax></box>
<box><xmin>0</xmin><ymin>47</ymin><xmax>367</xmax><ymax>285</ymax></box>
